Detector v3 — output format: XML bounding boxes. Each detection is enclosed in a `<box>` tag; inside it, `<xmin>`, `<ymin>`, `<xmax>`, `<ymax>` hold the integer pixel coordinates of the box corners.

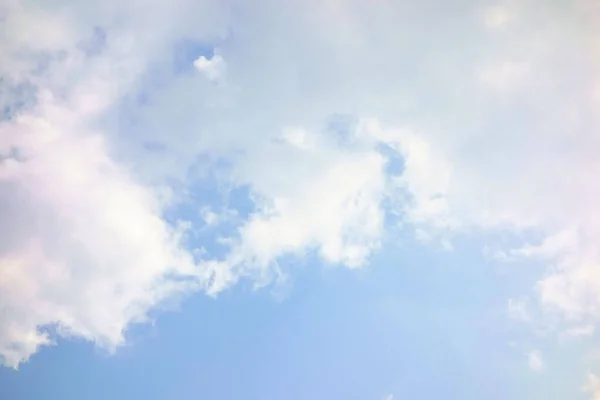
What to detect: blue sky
<box><xmin>0</xmin><ymin>238</ymin><xmax>567</xmax><ymax>400</ymax></box>
<box><xmin>2</xmin><ymin>0</ymin><xmax>600</xmax><ymax>399</ymax></box>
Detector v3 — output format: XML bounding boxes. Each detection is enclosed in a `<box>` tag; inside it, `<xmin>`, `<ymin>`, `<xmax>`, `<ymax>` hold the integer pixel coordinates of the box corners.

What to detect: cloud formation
<box><xmin>0</xmin><ymin>0</ymin><xmax>216</xmax><ymax>367</ymax></box>
<box><xmin>1</xmin><ymin>0</ymin><xmax>600</xmax><ymax>377</ymax></box>
<box><xmin>0</xmin><ymin>53</ymin><xmax>206</xmax><ymax>367</ymax></box>
<box><xmin>194</xmin><ymin>54</ymin><xmax>226</xmax><ymax>82</ymax></box>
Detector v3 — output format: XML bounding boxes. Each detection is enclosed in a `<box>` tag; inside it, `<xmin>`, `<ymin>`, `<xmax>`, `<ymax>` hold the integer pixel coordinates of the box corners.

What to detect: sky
<box><xmin>1</xmin><ymin>0</ymin><xmax>600</xmax><ymax>399</ymax></box>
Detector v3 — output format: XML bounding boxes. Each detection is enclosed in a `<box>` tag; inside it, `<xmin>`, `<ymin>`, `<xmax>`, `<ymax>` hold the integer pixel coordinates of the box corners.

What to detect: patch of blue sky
<box><xmin>78</xmin><ymin>26</ymin><xmax>107</xmax><ymax>57</ymax></box>
<box><xmin>112</xmin><ymin>39</ymin><xmax>212</xmax><ymax>112</ymax></box>
<box><xmin>171</xmin><ymin>39</ymin><xmax>216</xmax><ymax>75</ymax></box>
<box><xmin>0</xmin><ymin>78</ymin><xmax>37</xmax><ymax>121</ymax></box>
<box><xmin>325</xmin><ymin>113</ymin><xmax>359</xmax><ymax>145</ymax></box>
<box><xmin>163</xmin><ymin>177</ymin><xmax>256</xmax><ymax>263</ymax></box>
<box><xmin>0</xmin><ymin>233</ymin><xmax>576</xmax><ymax>400</ymax></box>
<box><xmin>101</xmin><ymin>41</ymin><xmax>223</xmax><ymax>151</ymax></box>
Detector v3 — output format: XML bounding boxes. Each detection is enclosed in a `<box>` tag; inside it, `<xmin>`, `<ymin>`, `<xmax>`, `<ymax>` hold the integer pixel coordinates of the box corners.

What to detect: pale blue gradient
<box><xmin>0</xmin><ymin>236</ymin><xmax>583</xmax><ymax>399</ymax></box>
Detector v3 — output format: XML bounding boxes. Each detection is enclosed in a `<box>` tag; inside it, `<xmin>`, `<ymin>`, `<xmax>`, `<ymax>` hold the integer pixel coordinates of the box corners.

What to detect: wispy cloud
<box><xmin>194</xmin><ymin>53</ymin><xmax>226</xmax><ymax>82</ymax></box>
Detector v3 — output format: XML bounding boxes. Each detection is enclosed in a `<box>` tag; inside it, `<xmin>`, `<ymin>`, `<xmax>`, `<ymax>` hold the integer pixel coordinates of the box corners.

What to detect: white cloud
<box><xmin>2</xmin><ymin>0</ymin><xmax>600</xmax><ymax>379</ymax></box>
<box><xmin>203</xmin><ymin>129</ymin><xmax>388</xmax><ymax>293</ymax></box>
<box><xmin>0</xmin><ymin>93</ymin><xmax>200</xmax><ymax>367</ymax></box>
<box><xmin>194</xmin><ymin>54</ymin><xmax>226</xmax><ymax>81</ymax></box>
<box><xmin>1</xmin><ymin>0</ymin><xmax>394</xmax><ymax>365</ymax></box>
<box><xmin>527</xmin><ymin>349</ymin><xmax>544</xmax><ymax>372</ymax></box>
<box><xmin>0</xmin><ymin>0</ymin><xmax>218</xmax><ymax>367</ymax></box>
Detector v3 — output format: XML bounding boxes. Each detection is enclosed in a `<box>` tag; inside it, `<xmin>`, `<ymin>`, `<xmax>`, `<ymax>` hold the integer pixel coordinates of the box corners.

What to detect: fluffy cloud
<box><xmin>2</xmin><ymin>0</ymin><xmax>600</xmax><ymax>376</ymax></box>
<box><xmin>0</xmin><ymin>0</ymin><xmax>393</xmax><ymax>366</ymax></box>
<box><xmin>0</xmin><ymin>0</ymin><xmax>219</xmax><ymax>367</ymax></box>
<box><xmin>0</xmin><ymin>91</ymin><xmax>201</xmax><ymax>367</ymax></box>
<box><xmin>203</xmin><ymin>127</ymin><xmax>388</xmax><ymax>292</ymax></box>
<box><xmin>194</xmin><ymin>54</ymin><xmax>226</xmax><ymax>82</ymax></box>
